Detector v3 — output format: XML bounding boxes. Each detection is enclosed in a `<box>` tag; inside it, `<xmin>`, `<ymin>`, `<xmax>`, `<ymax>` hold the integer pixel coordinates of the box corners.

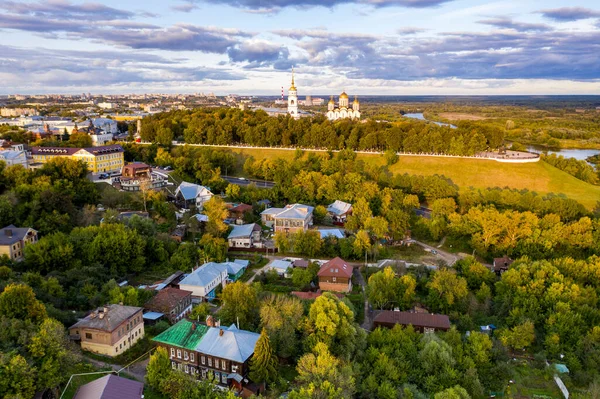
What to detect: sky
<box><xmin>0</xmin><ymin>0</ymin><xmax>599</xmax><ymax>95</ymax></box>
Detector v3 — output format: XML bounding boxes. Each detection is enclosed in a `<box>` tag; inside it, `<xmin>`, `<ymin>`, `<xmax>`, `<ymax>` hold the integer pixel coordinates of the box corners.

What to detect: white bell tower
<box><xmin>287</xmin><ymin>67</ymin><xmax>299</xmax><ymax>119</ymax></box>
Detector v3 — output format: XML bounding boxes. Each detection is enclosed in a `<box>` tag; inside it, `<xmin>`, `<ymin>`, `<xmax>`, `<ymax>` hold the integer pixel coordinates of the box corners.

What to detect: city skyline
<box><xmin>0</xmin><ymin>0</ymin><xmax>599</xmax><ymax>95</ymax></box>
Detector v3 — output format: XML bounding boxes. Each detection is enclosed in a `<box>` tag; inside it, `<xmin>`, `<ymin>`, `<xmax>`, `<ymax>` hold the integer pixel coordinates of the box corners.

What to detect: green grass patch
<box><xmin>509</xmin><ymin>362</ymin><xmax>563</xmax><ymax>399</ymax></box>
<box><xmin>84</xmin><ymin>336</ymin><xmax>155</xmax><ymax>366</ymax></box>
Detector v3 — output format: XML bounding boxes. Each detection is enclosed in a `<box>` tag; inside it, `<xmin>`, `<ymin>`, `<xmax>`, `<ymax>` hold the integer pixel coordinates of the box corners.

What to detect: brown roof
<box><xmin>317</xmin><ymin>257</ymin><xmax>353</xmax><ymax>278</ymax></box>
<box><xmin>70</xmin><ymin>305</ymin><xmax>142</xmax><ymax>332</ymax></box>
<box><xmin>293</xmin><ymin>259</ymin><xmax>309</xmax><ymax>268</ymax></box>
<box><xmin>493</xmin><ymin>256</ymin><xmax>513</xmax><ymax>271</ymax></box>
<box><xmin>230</xmin><ymin>203</ymin><xmax>253</xmax><ymax>213</ymax></box>
<box><xmin>73</xmin><ymin>374</ymin><xmax>143</xmax><ymax>399</ymax></box>
<box><xmin>374</xmin><ymin>311</ymin><xmax>451</xmax><ymax>330</ymax></box>
<box><xmin>144</xmin><ymin>287</ymin><xmax>192</xmax><ymax>314</ymax></box>
<box><xmin>291</xmin><ymin>290</ymin><xmax>343</xmax><ymax>300</ymax></box>
<box><xmin>31</xmin><ymin>144</ymin><xmax>123</xmax><ymax>157</ymax></box>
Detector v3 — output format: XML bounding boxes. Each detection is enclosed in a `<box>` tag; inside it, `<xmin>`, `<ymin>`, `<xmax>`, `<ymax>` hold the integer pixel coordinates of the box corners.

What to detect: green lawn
<box><xmin>509</xmin><ymin>363</ymin><xmax>563</xmax><ymax>399</ymax></box>
<box><xmin>213</xmin><ymin>147</ymin><xmax>600</xmax><ymax>210</ymax></box>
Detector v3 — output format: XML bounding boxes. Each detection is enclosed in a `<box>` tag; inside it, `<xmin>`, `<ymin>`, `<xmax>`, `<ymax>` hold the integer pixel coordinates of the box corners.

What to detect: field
<box><xmin>216</xmin><ymin>147</ymin><xmax>600</xmax><ymax>210</ymax></box>
<box><xmin>438</xmin><ymin>112</ymin><xmax>490</xmax><ymax>121</ymax></box>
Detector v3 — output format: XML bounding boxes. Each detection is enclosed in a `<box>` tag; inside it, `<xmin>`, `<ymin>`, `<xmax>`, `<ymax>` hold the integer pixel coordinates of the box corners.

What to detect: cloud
<box><xmin>0</xmin><ymin>0</ymin><xmax>135</xmax><ymax>20</ymax></box>
<box><xmin>537</xmin><ymin>7</ymin><xmax>600</xmax><ymax>22</ymax></box>
<box><xmin>478</xmin><ymin>17</ymin><xmax>550</xmax><ymax>32</ymax></box>
<box><xmin>171</xmin><ymin>3</ymin><xmax>199</xmax><ymax>12</ymax></box>
<box><xmin>198</xmin><ymin>0</ymin><xmax>454</xmax><ymax>13</ymax></box>
<box><xmin>397</xmin><ymin>27</ymin><xmax>427</xmax><ymax>35</ymax></box>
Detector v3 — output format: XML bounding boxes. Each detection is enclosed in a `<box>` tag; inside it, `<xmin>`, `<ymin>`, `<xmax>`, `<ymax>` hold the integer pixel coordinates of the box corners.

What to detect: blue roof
<box><xmin>270</xmin><ymin>259</ymin><xmax>292</xmax><ymax>271</ymax></box>
<box><xmin>143</xmin><ymin>312</ymin><xmax>164</xmax><ymax>320</ymax></box>
<box><xmin>228</xmin><ymin>223</ymin><xmax>258</xmax><ymax>239</ymax></box>
<box><xmin>233</xmin><ymin>259</ymin><xmax>250</xmax><ymax>267</ymax></box>
<box><xmin>194</xmin><ymin>324</ymin><xmax>260</xmax><ymax>363</ymax></box>
<box><xmin>176</xmin><ymin>182</ymin><xmax>212</xmax><ymax>201</ymax></box>
<box><xmin>318</xmin><ymin>229</ymin><xmax>345</xmax><ymax>239</ymax></box>
<box><xmin>179</xmin><ymin>263</ymin><xmax>227</xmax><ymax>287</ymax></box>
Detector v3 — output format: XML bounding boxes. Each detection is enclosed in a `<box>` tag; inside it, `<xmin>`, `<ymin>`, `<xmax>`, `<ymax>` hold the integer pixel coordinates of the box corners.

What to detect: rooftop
<box><xmin>144</xmin><ymin>287</ymin><xmax>192</xmax><ymax>314</ymax></box>
<box><xmin>374</xmin><ymin>311</ymin><xmax>451</xmax><ymax>330</ymax></box>
<box><xmin>317</xmin><ymin>257</ymin><xmax>353</xmax><ymax>278</ymax></box>
<box><xmin>176</xmin><ymin>181</ymin><xmax>212</xmax><ymax>201</ymax></box>
<box><xmin>318</xmin><ymin>229</ymin><xmax>345</xmax><ymax>239</ymax></box>
<box><xmin>152</xmin><ymin>319</ymin><xmax>209</xmax><ymax>350</ymax></box>
<box><xmin>327</xmin><ymin>200</ymin><xmax>352</xmax><ymax>216</ymax></box>
<box><xmin>179</xmin><ymin>262</ymin><xmax>227</xmax><ymax>288</ymax></box>
<box><xmin>228</xmin><ymin>223</ymin><xmax>260</xmax><ymax>239</ymax></box>
<box><xmin>195</xmin><ymin>324</ymin><xmax>260</xmax><ymax>363</ymax></box>
<box><xmin>0</xmin><ymin>225</ymin><xmax>35</xmax><ymax>245</ymax></box>
<box><xmin>70</xmin><ymin>304</ymin><xmax>143</xmax><ymax>333</ymax></box>
<box><xmin>73</xmin><ymin>374</ymin><xmax>143</xmax><ymax>399</ymax></box>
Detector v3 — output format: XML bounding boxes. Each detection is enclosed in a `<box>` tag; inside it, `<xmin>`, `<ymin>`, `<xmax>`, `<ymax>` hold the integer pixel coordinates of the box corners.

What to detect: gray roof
<box><xmin>327</xmin><ymin>200</ymin><xmax>352</xmax><ymax>216</ymax></box>
<box><xmin>260</xmin><ymin>204</ymin><xmax>313</xmax><ymax>220</ymax></box>
<box><xmin>0</xmin><ymin>150</ymin><xmax>24</xmax><ymax>160</ymax></box>
<box><xmin>176</xmin><ymin>182</ymin><xmax>212</xmax><ymax>201</ymax></box>
<box><xmin>73</xmin><ymin>374</ymin><xmax>143</xmax><ymax>399</ymax></box>
<box><xmin>223</xmin><ymin>261</ymin><xmax>247</xmax><ymax>276</ymax></box>
<box><xmin>193</xmin><ymin>214</ymin><xmax>209</xmax><ymax>222</ymax></box>
<box><xmin>179</xmin><ymin>262</ymin><xmax>227</xmax><ymax>288</ymax></box>
<box><xmin>228</xmin><ymin>223</ymin><xmax>259</xmax><ymax>239</ymax></box>
<box><xmin>70</xmin><ymin>305</ymin><xmax>142</xmax><ymax>332</ymax></box>
<box><xmin>0</xmin><ymin>225</ymin><xmax>36</xmax><ymax>245</ymax></box>
<box><xmin>195</xmin><ymin>324</ymin><xmax>260</xmax><ymax>363</ymax></box>
<box><xmin>270</xmin><ymin>259</ymin><xmax>292</xmax><ymax>271</ymax></box>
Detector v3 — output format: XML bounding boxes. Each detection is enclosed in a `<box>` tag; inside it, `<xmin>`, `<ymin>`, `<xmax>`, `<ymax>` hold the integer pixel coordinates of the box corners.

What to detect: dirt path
<box><xmin>84</xmin><ymin>356</ymin><xmax>149</xmax><ymax>382</ymax></box>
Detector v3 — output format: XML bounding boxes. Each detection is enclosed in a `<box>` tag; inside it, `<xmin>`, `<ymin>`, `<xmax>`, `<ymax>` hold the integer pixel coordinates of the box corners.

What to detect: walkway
<box><xmin>84</xmin><ymin>354</ymin><xmax>150</xmax><ymax>383</ymax></box>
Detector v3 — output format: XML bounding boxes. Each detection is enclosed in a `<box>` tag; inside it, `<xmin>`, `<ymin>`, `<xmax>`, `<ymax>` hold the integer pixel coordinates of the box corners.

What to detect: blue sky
<box><xmin>0</xmin><ymin>0</ymin><xmax>599</xmax><ymax>95</ymax></box>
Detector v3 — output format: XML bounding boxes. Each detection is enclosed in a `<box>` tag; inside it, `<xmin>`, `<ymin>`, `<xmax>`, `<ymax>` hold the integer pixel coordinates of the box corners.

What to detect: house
<box><xmin>228</xmin><ymin>223</ymin><xmax>262</xmax><ymax>248</ymax></box>
<box><xmin>152</xmin><ymin>319</ymin><xmax>261</xmax><ymax>393</ymax></box>
<box><xmin>493</xmin><ymin>256</ymin><xmax>513</xmax><ymax>275</ymax></box>
<box><xmin>228</xmin><ymin>203</ymin><xmax>253</xmax><ymax>222</ymax></box>
<box><xmin>0</xmin><ymin>225</ymin><xmax>38</xmax><ymax>261</ymax></box>
<box><xmin>260</xmin><ymin>203</ymin><xmax>314</xmax><ymax>233</ymax></box>
<box><xmin>269</xmin><ymin>259</ymin><xmax>293</xmax><ymax>276</ymax></box>
<box><xmin>224</xmin><ymin>259</ymin><xmax>250</xmax><ymax>281</ymax></box>
<box><xmin>373</xmin><ymin>310</ymin><xmax>451</xmax><ymax>333</ymax></box>
<box><xmin>144</xmin><ymin>287</ymin><xmax>193</xmax><ymax>324</ymax></box>
<box><xmin>326</xmin><ymin>200</ymin><xmax>352</xmax><ymax>223</ymax></box>
<box><xmin>117</xmin><ymin>162</ymin><xmax>166</xmax><ymax>192</ymax></box>
<box><xmin>170</xmin><ymin>225</ymin><xmax>186</xmax><ymax>242</ymax></box>
<box><xmin>31</xmin><ymin>144</ymin><xmax>124</xmax><ymax>173</ymax></box>
<box><xmin>175</xmin><ymin>182</ymin><xmax>213</xmax><ymax>209</ymax></box>
<box><xmin>0</xmin><ymin>149</ymin><xmax>28</xmax><ymax>167</ymax></box>
<box><xmin>68</xmin><ymin>305</ymin><xmax>144</xmax><ymax>357</ymax></box>
<box><xmin>293</xmin><ymin>259</ymin><xmax>310</xmax><ymax>268</ymax></box>
<box><xmin>178</xmin><ymin>263</ymin><xmax>228</xmax><ymax>301</ymax></box>
<box><xmin>318</xmin><ymin>228</ymin><xmax>345</xmax><ymax>240</ymax></box>
<box><xmin>317</xmin><ymin>257</ymin><xmax>353</xmax><ymax>293</ymax></box>
<box><xmin>73</xmin><ymin>374</ymin><xmax>144</xmax><ymax>399</ymax></box>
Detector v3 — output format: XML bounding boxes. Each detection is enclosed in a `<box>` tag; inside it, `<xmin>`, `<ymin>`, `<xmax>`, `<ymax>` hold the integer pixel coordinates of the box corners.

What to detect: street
<box><xmin>221</xmin><ymin>175</ymin><xmax>275</xmax><ymax>188</ymax></box>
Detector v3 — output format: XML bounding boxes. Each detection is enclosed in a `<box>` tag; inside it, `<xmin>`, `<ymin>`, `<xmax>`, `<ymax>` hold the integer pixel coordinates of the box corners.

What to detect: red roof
<box><xmin>317</xmin><ymin>257</ymin><xmax>353</xmax><ymax>278</ymax></box>
<box><xmin>374</xmin><ymin>311</ymin><xmax>451</xmax><ymax>330</ymax></box>
<box><xmin>230</xmin><ymin>203</ymin><xmax>253</xmax><ymax>213</ymax></box>
<box><xmin>144</xmin><ymin>287</ymin><xmax>192</xmax><ymax>314</ymax></box>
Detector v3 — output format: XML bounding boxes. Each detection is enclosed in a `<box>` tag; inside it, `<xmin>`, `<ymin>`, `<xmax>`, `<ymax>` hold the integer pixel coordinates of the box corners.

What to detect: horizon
<box><xmin>0</xmin><ymin>0</ymin><xmax>599</xmax><ymax>95</ymax></box>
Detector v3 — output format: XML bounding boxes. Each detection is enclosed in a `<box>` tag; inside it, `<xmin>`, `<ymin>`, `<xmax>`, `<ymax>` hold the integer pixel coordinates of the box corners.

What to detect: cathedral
<box><xmin>327</xmin><ymin>92</ymin><xmax>361</xmax><ymax>121</ymax></box>
<box><xmin>287</xmin><ymin>68</ymin><xmax>299</xmax><ymax>119</ymax></box>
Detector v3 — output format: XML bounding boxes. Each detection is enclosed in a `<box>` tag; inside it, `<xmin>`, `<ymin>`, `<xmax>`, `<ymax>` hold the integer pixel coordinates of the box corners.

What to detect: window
<box><xmin>177</xmin><ymin>350</ymin><xmax>181</xmax><ymax>359</ymax></box>
<box><xmin>201</xmin><ymin>368</ymin><xmax>207</xmax><ymax>379</ymax></box>
<box><xmin>221</xmin><ymin>360</ymin><xmax>226</xmax><ymax>370</ymax></box>
<box><xmin>185</xmin><ymin>364</ymin><xmax>189</xmax><ymax>373</ymax></box>
<box><xmin>201</xmin><ymin>356</ymin><xmax>205</xmax><ymax>365</ymax></box>
<box><xmin>222</xmin><ymin>373</ymin><xmax>228</xmax><ymax>384</ymax></box>
<box><xmin>190</xmin><ymin>353</ymin><xmax>195</xmax><ymax>362</ymax></box>
<box><xmin>184</xmin><ymin>351</ymin><xmax>189</xmax><ymax>360</ymax></box>
<box><xmin>115</xmin><ymin>348</ymin><xmax>118</xmax><ymax>353</ymax></box>
<box><xmin>171</xmin><ymin>348</ymin><xmax>175</xmax><ymax>358</ymax></box>
<box><xmin>332</xmin><ymin>277</ymin><xmax>336</xmax><ymax>282</ymax></box>
<box><xmin>208</xmin><ymin>358</ymin><xmax>212</xmax><ymax>367</ymax></box>
<box><xmin>214</xmin><ymin>372</ymin><xmax>220</xmax><ymax>381</ymax></box>
<box><xmin>172</xmin><ymin>362</ymin><xmax>176</xmax><ymax>370</ymax></box>
<box><xmin>85</xmin><ymin>333</ymin><xmax>92</xmax><ymax>339</ymax></box>
<box><xmin>231</xmin><ymin>364</ymin><xmax>238</xmax><ymax>373</ymax></box>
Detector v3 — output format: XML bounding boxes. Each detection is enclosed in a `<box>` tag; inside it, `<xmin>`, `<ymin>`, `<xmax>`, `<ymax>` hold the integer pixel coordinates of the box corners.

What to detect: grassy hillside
<box><xmin>209</xmin><ymin>146</ymin><xmax>600</xmax><ymax>210</ymax></box>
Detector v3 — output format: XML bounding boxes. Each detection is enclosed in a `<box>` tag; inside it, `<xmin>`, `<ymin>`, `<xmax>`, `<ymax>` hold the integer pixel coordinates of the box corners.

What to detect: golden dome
<box><xmin>339</xmin><ymin>91</ymin><xmax>349</xmax><ymax>99</ymax></box>
<box><xmin>353</xmin><ymin>96</ymin><xmax>359</xmax><ymax>104</ymax></box>
<box><xmin>328</xmin><ymin>96</ymin><xmax>335</xmax><ymax>104</ymax></box>
<box><xmin>289</xmin><ymin>67</ymin><xmax>297</xmax><ymax>91</ymax></box>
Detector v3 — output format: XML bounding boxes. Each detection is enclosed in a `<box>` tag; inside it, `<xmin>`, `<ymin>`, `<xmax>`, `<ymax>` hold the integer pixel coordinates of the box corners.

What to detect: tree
<box><xmin>249</xmin><ymin>328</ymin><xmax>278</xmax><ymax>384</ymax></box>
<box><xmin>434</xmin><ymin>385</ymin><xmax>471</xmax><ymax>399</ymax></box>
<box><xmin>499</xmin><ymin>320</ymin><xmax>535</xmax><ymax>352</ymax></box>
<box><xmin>294</xmin><ymin>230</ymin><xmax>322</xmax><ymax>257</ymax></box>
<box><xmin>353</xmin><ymin>230</ymin><xmax>371</xmax><ymax>258</ymax></box>
<box><xmin>225</xmin><ymin>184</ymin><xmax>240</xmax><ymax>200</ymax></box>
<box><xmin>274</xmin><ymin>232</ymin><xmax>291</xmax><ymax>253</ymax></box>
<box><xmin>203</xmin><ymin>197</ymin><xmax>229</xmax><ymax>237</ymax></box>
<box><xmin>0</xmin><ymin>283</ymin><xmax>47</xmax><ymax>323</ymax></box>
<box><xmin>189</xmin><ymin>303</ymin><xmax>211</xmax><ymax>322</ymax></box>
<box><xmin>219</xmin><ymin>281</ymin><xmax>258</xmax><ymax>329</ymax></box>
<box><xmin>427</xmin><ymin>269</ymin><xmax>468</xmax><ymax>313</ymax></box>
<box><xmin>291</xmin><ymin>342</ymin><xmax>355</xmax><ymax>399</ymax></box>
<box><xmin>398</xmin><ymin>274</ymin><xmax>417</xmax><ymax>310</ymax></box>
<box><xmin>28</xmin><ymin>318</ymin><xmax>69</xmax><ymax>389</ymax></box>
<box><xmin>260</xmin><ymin>295</ymin><xmax>304</xmax><ymax>359</ymax></box>
<box><xmin>367</xmin><ymin>267</ymin><xmax>398</xmax><ymax>309</ymax></box>
<box><xmin>0</xmin><ymin>354</ymin><xmax>37</xmax><ymax>399</ymax></box>
<box><xmin>305</xmin><ymin>292</ymin><xmax>358</xmax><ymax>359</ymax></box>
<box><xmin>69</xmin><ymin>132</ymin><xmax>93</xmax><ymax>147</ymax></box>
<box><xmin>384</xmin><ymin>149</ymin><xmax>399</xmax><ymax>165</ymax></box>
<box><xmin>147</xmin><ymin>347</ymin><xmax>172</xmax><ymax>391</ymax></box>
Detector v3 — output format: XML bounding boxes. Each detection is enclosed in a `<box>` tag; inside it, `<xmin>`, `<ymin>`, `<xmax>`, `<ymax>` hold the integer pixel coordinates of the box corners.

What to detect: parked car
<box><xmin>99</xmin><ymin>173</ymin><xmax>110</xmax><ymax>179</ymax></box>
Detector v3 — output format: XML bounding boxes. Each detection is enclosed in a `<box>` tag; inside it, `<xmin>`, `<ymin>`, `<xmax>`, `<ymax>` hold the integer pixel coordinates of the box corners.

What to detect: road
<box><xmin>412</xmin><ymin>239</ymin><xmax>460</xmax><ymax>266</ymax></box>
<box><xmin>221</xmin><ymin>175</ymin><xmax>275</xmax><ymax>188</ymax></box>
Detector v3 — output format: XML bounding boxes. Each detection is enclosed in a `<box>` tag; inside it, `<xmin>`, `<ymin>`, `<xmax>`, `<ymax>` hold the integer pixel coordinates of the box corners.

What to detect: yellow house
<box><xmin>0</xmin><ymin>225</ymin><xmax>38</xmax><ymax>261</ymax></box>
<box><xmin>31</xmin><ymin>144</ymin><xmax>124</xmax><ymax>173</ymax></box>
<box><xmin>69</xmin><ymin>305</ymin><xmax>145</xmax><ymax>357</ymax></box>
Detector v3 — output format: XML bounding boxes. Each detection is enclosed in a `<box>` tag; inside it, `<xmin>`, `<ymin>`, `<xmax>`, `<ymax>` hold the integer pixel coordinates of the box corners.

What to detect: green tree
<box><xmin>146</xmin><ymin>346</ymin><xmax>172</xmax><ymax>391</ymax></box>
<box><xmin>203</xmin><ymin>197</ymin><xmax>229</xmax><ymax>237</ymax></box>
<box><xmin>367</xmin><ymin>267</ymin><xmax>398</xmax><ymax>309</ymax></box>
<box><xmin>427</xmin><ymin>269</ymin><xmax>468</xmax><ymax>313</ymax></box>
<box><xmin>249</xmin><ymin>328</ymin><xmax>278</xmax><ymax>384</ymax></box>
<box><xmin>434</xmin><ymin>385</ymin><xmax>471</xmax><ymax>399</ymax></box>
<box><xmin>499</xmin><ymin>320</ymin><xmax>535</xmax><ymax>352</ymax></box>
<box><xmin>260</xmin><ymin>295</ymin><xmax>304</xmax><ymax>359</ymax></box>
<box><xmin>0</xmin><ymin>283</ymin><xmax>47</xmax><ymax>323</ymax></box>
<box><xmin>220</xmin><ymin>281</ymin><xmax>259</xmax><ymax>329</ymax></box>
<box><xmin>353</xmin><ymin>230</ymin><xmax>371</xmax><ymax>258</ymax></box>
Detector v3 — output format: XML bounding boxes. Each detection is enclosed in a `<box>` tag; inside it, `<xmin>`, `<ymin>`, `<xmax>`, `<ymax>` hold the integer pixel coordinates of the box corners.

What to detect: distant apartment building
<box><xmin>97</xmin><ymin>102</ymin><xmax>116</xmax><ymax>110</ymax></box>
<box><xmin>0</xmin><ymin>107</ymin><xmax>39</xmax><ymax>117</ymax></box>
<box><xmin>69</xmin><ymin>305</ymin><xmax>145</xmax><ymax>357</ymax></box>
<box><xmin>31</xmin><ymin>144</ymin><xmax>124</xmax><ymax>173</ymax></box>
<box><xmin>0</xmin><ymin>225</ymin><xmax>38</xmax><ymax>261</ymax></box>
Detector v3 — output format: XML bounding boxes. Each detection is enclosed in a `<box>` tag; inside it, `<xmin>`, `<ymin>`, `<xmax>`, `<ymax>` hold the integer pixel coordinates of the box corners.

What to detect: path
<box><xmin>412</xmin><ymin>240</ymin><xmax>460</xmax><ymax>266</ymax></box>
<box><xmin>84</xmin><ymin>355</ymin><xmax>149</xmax><ymax>382</ymax></box>
<box><xmin>353</xmin><ymin>267</ymin><xmax>372</xmax><ymax>331</ymax></box>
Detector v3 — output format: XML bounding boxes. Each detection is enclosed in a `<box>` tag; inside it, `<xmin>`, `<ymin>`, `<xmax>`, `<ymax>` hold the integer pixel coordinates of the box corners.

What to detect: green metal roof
<box><xmin>152</xmin><ymin>319</ymin><xmax>209</xmax><ymax>350</ymax></box>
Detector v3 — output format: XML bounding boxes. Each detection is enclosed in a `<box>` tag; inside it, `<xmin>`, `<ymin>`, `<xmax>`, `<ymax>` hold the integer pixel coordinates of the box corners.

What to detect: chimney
<box><xmin>99</xmin><ymin>312</ymin><xmax>105</xmax><ymax>319</ymax></box>
<box><xmin>90</xmin><ymin>312</ymin><xmax>97</xmax><ymax>319</ymax></box>
<box><xmin>103</xmin><ymin>306</ymin><xmax>108</xmax><ymax>313</ymax></box>
<box><xmin>219</xmin><ymin>329</ymin><xmax>224</xmax><ymax>336</ymax></box>
<box><xmin>206</xmin><ymin>315</ymin><xmax>214</xmax><ymax>327</ymax></box>
<box><xmin>191</xmin><ymin>323</ymin><xmax>196</xmax><ymax>331</ymax></box>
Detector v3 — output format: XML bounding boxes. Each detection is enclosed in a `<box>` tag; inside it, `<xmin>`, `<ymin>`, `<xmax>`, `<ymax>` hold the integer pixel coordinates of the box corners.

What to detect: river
<box><xmin>404</xmin><ymin>113</ymin><xmax>600</xmax><ymax>161</ymax></box>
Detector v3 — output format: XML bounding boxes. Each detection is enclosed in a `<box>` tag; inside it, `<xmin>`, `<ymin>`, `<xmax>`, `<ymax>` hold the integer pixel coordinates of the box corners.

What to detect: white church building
<box><xmin>287</xmin><ymin>68</ymin><xmax>299</xmax><ymax>119</ymax></box>
<box><xmin>327</xmin><ymin>92</ymin><xmax>361</xmax><ymax>121</ymax></box>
